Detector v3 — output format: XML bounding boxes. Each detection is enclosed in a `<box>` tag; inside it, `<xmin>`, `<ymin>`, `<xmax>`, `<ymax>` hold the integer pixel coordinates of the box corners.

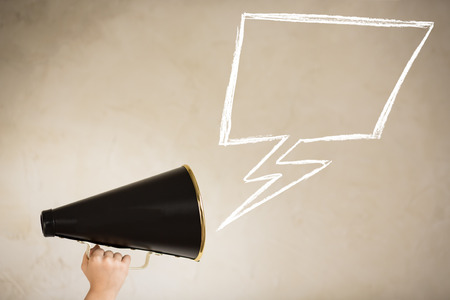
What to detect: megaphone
<box><xmin>40</xmin><ymin>165</ymin><xmax>205</xmax><ymax>264</ymax></box>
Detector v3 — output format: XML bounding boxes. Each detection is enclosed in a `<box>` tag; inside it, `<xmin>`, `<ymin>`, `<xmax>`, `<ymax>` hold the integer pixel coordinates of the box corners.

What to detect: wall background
<box><xmin>0</xmin><ymin>0</ymin><xmax>449</xmax><ymax>299</ymax></box>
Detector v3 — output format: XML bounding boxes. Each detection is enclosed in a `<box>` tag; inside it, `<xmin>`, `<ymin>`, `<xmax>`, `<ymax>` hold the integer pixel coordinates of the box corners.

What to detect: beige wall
<box><xmin>0</xmin><ymin>0</ymin><xmax>449</xmax><ymax>299</ymax></box>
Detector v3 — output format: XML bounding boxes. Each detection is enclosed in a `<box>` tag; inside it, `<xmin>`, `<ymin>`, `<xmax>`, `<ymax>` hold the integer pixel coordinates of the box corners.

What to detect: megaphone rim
<box><xmin>183</xmin><ymin>164</ymin><xmax>206</xmax><ymax>262</ymax></box>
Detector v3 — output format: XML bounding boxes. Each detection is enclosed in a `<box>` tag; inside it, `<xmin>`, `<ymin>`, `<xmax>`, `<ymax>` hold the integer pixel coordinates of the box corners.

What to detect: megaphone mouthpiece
<box><xmin>41</xmin><ymin>209</ymin><xmax>55</xmax><ymax>237</ymax></box>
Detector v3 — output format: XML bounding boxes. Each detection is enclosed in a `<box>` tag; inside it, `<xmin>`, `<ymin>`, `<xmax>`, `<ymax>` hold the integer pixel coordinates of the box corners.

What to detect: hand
<box><xmin>81</xmin><ymin>245</ymin><xmax>131</xmax><ymax>300</ymax></box>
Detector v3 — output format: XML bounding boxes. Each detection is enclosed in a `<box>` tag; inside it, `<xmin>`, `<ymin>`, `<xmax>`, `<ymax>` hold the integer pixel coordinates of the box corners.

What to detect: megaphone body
<box><xmin>41</xmin><ymin>165</ymin><xmax>205</xmax><ymax>261</ymax></box>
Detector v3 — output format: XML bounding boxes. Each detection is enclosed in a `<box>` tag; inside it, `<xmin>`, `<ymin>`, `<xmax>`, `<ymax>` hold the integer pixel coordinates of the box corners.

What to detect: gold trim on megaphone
<box><xmin>183</xmin><ymin>165</ymin><xmax>205</xmax><ymax>261</ymax></box>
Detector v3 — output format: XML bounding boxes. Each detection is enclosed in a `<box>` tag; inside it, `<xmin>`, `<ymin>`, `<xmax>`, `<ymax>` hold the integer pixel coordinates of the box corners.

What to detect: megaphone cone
<box><xmin>41</xmin><ymin>165</ymin><xmax>205</xmax><ymax>261</ymax></box>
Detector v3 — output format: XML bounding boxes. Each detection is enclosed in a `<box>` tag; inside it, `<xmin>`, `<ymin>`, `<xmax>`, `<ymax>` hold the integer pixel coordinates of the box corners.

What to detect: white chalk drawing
<box><xmin>218</xmin><ymin>13</ymin><xmax>434</xmax><ymax>231</ymax></box>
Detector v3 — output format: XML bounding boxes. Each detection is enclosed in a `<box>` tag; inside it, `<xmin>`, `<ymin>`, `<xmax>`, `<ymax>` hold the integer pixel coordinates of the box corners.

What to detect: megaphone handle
<box><xmin>79</xmin><ymin>241</ymin><xmax>151</xmax><ymax>270</ymax></box>
<box><xmin>129</xmin><ymin>252</ymin><xmax>151</xmax><ymax>270</ymax></box>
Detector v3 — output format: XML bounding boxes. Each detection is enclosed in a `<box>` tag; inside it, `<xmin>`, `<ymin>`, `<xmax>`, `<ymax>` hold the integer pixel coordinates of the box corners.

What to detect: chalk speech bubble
<box><xmin>218</xmin><ymin>13</ymin><xmax>434</xmax><ymax>231</ymax></box>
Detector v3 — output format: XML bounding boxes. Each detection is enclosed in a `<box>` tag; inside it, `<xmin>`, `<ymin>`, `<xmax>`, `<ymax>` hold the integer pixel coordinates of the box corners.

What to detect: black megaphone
<box><xmin>40</xmin><ymin>165</ymin><xmax>205</xmax><ymax>262</ymax></box>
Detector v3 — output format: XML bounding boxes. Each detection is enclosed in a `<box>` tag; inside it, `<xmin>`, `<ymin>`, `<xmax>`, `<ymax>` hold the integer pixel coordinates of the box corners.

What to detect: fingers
<box><xmin>104</xmin><ymin>250</ymin><xmax>114</xmax><ymax>258</ymax></box>
<box><xmin>122</xmin><ymin>254</ymin><xmax>131</xmax><ymax>266</ymax></box>
<box><xmin>90</xmin><ymin>244</ymin><xmax>101</xmax><ymax>256</ymax></box>
<box><xmin>113</xmin><ymin>252</ymin><xmax>131</xmax><ymax>265</ymax></box>
<box><xmin>83</xmin><ymin>244</ymin><xmax>131</xmax><ymax>266</ymax></box>
<box><xmin>113</xmin><ymin>252</ymin><xmax>123</xmax><ymax>261</ymax></box>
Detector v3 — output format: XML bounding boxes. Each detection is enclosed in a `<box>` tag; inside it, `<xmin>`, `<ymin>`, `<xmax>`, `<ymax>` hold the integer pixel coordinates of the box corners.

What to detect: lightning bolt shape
<box><xmin>218</xmin><ymin>13</ymin><xmax>434</xmax><ymax>231</ymax></box>
<box><xmin>218</xmin><ymin>135</ymin><xmax>332</xmax><ymax>231</ymax></box>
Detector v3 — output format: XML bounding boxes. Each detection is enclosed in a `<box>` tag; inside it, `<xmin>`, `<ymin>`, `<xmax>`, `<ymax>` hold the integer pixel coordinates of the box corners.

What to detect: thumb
<box><xmin>81</xmin><ymin>249</ymin><xmax>89</xmax><ymax>273</ymax></box>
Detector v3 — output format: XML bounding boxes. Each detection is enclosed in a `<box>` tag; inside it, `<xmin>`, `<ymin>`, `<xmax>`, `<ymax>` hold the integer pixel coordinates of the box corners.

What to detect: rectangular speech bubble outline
<box><xmin>220</xmin><ymin>13</ymin><xmax>434</xmax><ymax>146</ymax></box>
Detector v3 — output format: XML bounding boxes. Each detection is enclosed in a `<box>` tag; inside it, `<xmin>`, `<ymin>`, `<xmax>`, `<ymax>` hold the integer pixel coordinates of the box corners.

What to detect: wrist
<box><xmin>85</xmin><ymin>288</ymin><xmax>117</xmax><ymax>300</ymax></box>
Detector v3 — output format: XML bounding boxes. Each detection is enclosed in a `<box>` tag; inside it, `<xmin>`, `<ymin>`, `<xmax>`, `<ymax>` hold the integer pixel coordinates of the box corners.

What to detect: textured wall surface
<box><xmin>0</xmin><ymin>0</ymin><xmax>449</xmax><ymax>299</ymax></box>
